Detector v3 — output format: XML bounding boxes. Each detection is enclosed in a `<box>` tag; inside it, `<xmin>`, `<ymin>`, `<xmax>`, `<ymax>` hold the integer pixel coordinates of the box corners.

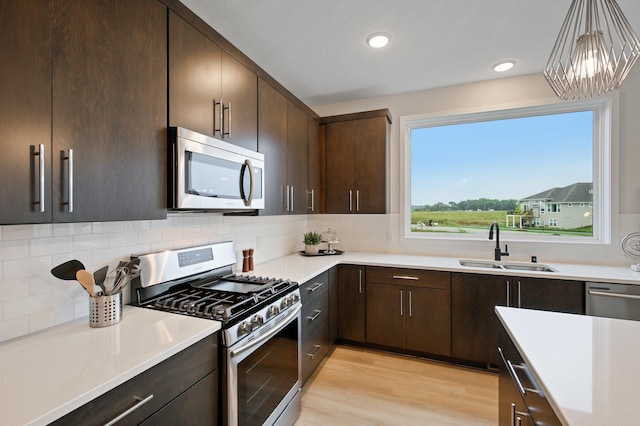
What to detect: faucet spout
<box><xmin>488</xmin><ymin>221</ymin><xmax>509</xmax><ymax>261</ymax></box>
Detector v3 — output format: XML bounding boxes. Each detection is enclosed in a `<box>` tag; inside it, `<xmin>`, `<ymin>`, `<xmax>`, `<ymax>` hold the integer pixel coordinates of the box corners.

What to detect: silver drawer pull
<box><xmin>588</xmin><ymin>289</ymin><xmax>640</xmax><ymax>300</ymax></box>
<box><xmin>103</xmin><ymin>394</ymin><xmax>154</xmax><ymax>426</ymax></box>
<box><xmin>392</xmin><ymin>275</ymin><xmax>419</xmax><ymax>281</ymax></box>
<box><xmin>307</xmin><ymin>310</ymin><xmax>322</xmax><ymax>321</ymax></box>
<box><xmin>307</xmin><ymin>344</ymin><xmax>322</xmax><ymax>359</ymax></box>
<box><xmin>307</xmin><ymin>282</ymin><xmax>324</xmax><ymax>292</ymax></box>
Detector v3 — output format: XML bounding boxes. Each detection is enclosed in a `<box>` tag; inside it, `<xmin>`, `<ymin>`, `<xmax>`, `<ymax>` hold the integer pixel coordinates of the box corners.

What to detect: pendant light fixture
<box><xmin>544</xmin><ymin>0</ymin><xmax>640</xmax><ymax>100</ymax></box>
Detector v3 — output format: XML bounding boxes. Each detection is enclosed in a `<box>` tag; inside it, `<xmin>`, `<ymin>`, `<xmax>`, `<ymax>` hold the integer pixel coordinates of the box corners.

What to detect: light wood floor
<box><xmin>295</xmin><ymin>346</ymin><xmax>498</xmax><ymax>425</ymax></box>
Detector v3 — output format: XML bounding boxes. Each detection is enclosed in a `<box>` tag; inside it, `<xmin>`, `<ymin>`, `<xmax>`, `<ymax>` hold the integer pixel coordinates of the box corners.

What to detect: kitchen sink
<box><xmin>458</xmin><ymin>259</ymin><xmax>556</xmax><ymax>272</ymax></box>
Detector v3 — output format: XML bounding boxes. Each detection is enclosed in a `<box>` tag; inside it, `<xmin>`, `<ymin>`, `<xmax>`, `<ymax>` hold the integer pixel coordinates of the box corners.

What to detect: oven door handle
<box><xmin>240</xmin><ymin>159</ymin><xmax>255</xmax><ymax>207</ymax></box>
<box><xmin>230</xmin><ymin>304</ymin><xmax>301</xmax><ymax>358</ymax></box>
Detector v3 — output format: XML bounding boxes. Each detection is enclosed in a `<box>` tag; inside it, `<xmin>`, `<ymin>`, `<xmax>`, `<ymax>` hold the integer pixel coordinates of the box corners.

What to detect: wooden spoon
<box><xmin>76</xmin><ymin>270</ymin><xmax>98</xmax><ymax>297</ymax></box>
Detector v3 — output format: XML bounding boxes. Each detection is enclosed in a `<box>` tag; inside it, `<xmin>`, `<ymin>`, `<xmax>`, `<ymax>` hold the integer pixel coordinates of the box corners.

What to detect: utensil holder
<box><xmin>89</xmin><ymin>292</ymin><xmax>122</xmax><ymax>328</ymax></box>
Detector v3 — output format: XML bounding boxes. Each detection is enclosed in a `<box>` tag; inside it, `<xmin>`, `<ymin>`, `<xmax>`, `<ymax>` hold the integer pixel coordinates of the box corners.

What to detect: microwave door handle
<box><xmin>240</xmin><ymin>159</ymin><xmax>255</xmax><ymax>206</ymax></box>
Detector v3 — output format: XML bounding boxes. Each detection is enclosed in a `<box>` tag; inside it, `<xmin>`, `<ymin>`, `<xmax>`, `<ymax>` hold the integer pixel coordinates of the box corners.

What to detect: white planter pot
<box><xmin>305</xmin><ymin>244</ymin><xmax>320</xmax><ymax>255</ymax></box>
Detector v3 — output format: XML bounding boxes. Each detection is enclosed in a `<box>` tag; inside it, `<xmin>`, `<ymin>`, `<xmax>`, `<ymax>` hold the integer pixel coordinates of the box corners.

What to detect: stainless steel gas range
<box><xmin>130</xmin><ymin>241</ymin><xmax>302</xmax><ymax>426</ymax></box>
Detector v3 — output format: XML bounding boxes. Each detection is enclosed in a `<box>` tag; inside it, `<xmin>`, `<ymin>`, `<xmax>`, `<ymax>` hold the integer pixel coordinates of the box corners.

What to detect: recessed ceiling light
<box><xmin>493</xmin><ymin>60</ymin><xmax>515</xmax><ymax>72</ymax></box>
<box><xmin>366</xmin><ymin>33</ymin><xmax>390</xmax><ymax>48</ymax></box>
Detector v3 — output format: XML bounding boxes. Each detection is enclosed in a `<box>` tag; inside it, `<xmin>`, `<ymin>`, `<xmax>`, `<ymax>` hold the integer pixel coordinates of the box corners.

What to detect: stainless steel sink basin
<box><xmin>458</xmin><ymin>259</ymin><xmax>556</xmax><ymax>272</ymax></box>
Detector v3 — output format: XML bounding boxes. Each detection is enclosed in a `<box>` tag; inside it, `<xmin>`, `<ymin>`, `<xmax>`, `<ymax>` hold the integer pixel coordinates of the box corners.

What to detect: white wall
<box><xmin>310</xmin><ymin>72</ymin><xmax>640</xmax><ymax>267</ymax></box>
<box><xmin>0</xmin><ymin>213</ymin><xmax>307</xmax><ymax>342</ymax></box>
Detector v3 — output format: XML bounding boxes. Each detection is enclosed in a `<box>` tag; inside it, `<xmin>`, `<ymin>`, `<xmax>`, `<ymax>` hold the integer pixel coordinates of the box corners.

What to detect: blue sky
<box><xmin>410</xmin><ymin>111</ymin><xmax>593</xmax><ymax>206</ymax></box>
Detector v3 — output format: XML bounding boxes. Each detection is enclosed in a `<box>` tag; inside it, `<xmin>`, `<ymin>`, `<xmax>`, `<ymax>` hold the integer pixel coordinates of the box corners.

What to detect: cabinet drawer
<box><xmin>302</xmin><ymin>288</ymin><xmax>329</xmax><ymax>340</ymax></box>
<box><xmin>52</xmin><ymin>335</ymin><xmax>218</xmax><ymax>426</ymax></box>
<box><xmin>367</xmin><ymin>266</ymin><xmax>450</xmax><ymax>290</ymax></box>
<box><xmin>300</xmin><ymin>271</ymin><xmax>329</xmax><ymax>303</ymax></box>
<box><xmin>301</xmin><ymin>321</ymin><xmax>329</xmax><ymax>384</ymax></box>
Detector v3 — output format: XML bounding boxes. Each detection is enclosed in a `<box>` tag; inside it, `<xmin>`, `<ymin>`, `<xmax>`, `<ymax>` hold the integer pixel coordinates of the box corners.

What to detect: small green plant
<box><xmin>303</xmin><ymin>231</ymin><xmax>323</xmax><ymax>245</ymax></box>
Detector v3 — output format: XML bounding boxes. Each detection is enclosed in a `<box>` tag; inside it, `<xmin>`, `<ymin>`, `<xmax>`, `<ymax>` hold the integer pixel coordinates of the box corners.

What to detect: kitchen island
<box><xmin>496</xmin><ymin>306</ymin><xmax>640</xmax><ymax>425</ymax></box>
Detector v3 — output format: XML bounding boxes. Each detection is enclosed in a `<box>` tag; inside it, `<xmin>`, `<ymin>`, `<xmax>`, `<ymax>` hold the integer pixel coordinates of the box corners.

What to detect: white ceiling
<box><xmin>180</xmin><ymin>0</ymin><xmax>640</xmax><ymax>107</ymax></box>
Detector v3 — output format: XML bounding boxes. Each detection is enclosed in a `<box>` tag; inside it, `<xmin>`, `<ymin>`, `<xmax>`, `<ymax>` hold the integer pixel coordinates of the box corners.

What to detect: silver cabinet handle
<box><xmin>358</xmin><ymin>269</ymin><xmax>362</xmax><ymax>294</ymax></box>
<box><xmin>309</xmin><ymin>189</ymin><xmax>315</xmax><ymax>212</ymax></box>
<box><xmin>223</xmin><ymin>101</ymin><xmax>232</xmax><ymax>137</ymax></box>
<box><xmin>356</xmin><ymin>189</ymin><xmax>360</xmax><ymax>212</ymax></box>
<box><xmin>349</xmin><ymin>190</ymin><xmax>353</xmax><ymax>212</ymax></box>
<box><xmin>213</xmin><ymin>98</ymin><xmax>221</xmax><ymax>135</ymax></box>
<box><xmin>34</xmin><ymin>144</ymin><xmax>45</xmax><ymax>213</ymax></box>
<box><xmin>393</xmin><ymin>275</ymin><xmax>419</xmax><ymax>281</ymax></box>
<box><xmin>63</xmin><ymin>149</ymin><xmax>74</xmax><ymax>213</ymax></box>
<box><xmin>103</xmin><ymin>394</ymin><xmax>154</xmax><ymax>426</ymax></box>
<box><xmin>289</xmin><ymin>185</ymin><xmax>294</xmax><ymax>212</ymax></box>
<box><xmin>240</xmin><ymin>159</ymin><xmax>254</xmax><ymax>206</ymax></box>
<box><xmin>283</xmin><ymin>186</ymin><xmax>289</xmax><ymax>212</ymax></box>
<box><xmin>517</xmin><ymin>281</ymin><xmax>522</xmax><ymax>308</ymax></box>
<box><xmin>588</xmin><ymin>289</ymin><xmax>640</xmax><ymax>300</ymax></box>
<box><xmin>400</xmin><ymin>289</ymin><xmax>404</xmax><ymax>316</ymax></box>
<box><xmin>307</xmin><ymin>282</ymin><xmax>324</xmax><ymax>292</ymax></box>
<box><xmin>307</xmin><ymin>310</ymin><xmax>322</xmax><ymax>321</ymax></box>
<box><xmin>409</xmin><ymin>290</ymin><xmax>412</xmax><ymax>317</ymax></box>
<box><xmin>307</xmin><ymin>344</ymin><xmax>322</xmax><ymax>359</ymax></box>
<box><xmin>506</xmin><ymin>280</ymin><xmax>510</xmax><ymax>307</ymax></box>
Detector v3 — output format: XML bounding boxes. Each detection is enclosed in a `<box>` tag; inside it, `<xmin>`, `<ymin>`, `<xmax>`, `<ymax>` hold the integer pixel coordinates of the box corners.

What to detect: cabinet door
<box><xmin>52</xmin><ymin>0</ymin><xmax>166</xmax><ymax>222</ymax></box>
<box><xmin>337</xmin><ymin>265</ymin><xmax>366</xmax><ymax>343</ymax></box>
<box><xmin>307</xmin><ymin>117</ymin><xmax>322</xmax><ymax>214</ymax></box>
<box><xmin>221</xmin><ymin>51</ymin><xmax>257</xmax><ymax>151</ymax></box>
<box><xmin>366</xmin><ymin>282</ymin><xmax>405</xmax><ymax>348</ymax></box>
<box><xmin>452</xmin><ymin>273</ymin><xmax>506</xmax><ymax>367</ymax></box>
<box><xmin>286</xmin><ymin>101</ymin><xmax>309</xmax><ymax>214</ymax></box>
<box><xmin>406</xmin><ymin>287</ymin><xmax>451</xmax><ymax>357</ymax></box>
<box><xmin>0</xmin><ymin>0</ymin><xmax>52</xmax><ymax>224</ymax></box>
<box><xmin>516</xmin><ymin>277</ymin><xmax>584</xmax><ymax>314</ymax></box>
<box><xmin>328</xmin><ymin>266</ymin><xmax>339</xmax><ymax>344</ymax></box>
<box><xmin>325</xmin><ymin>121</ymin><xmax>355</xmax><ymax>214</ymax></box>
<box><xmin>354</xmin><ymin>117</ymin><xmax>387</xmax><ymax>214</ymax></box>
<box><xmin>258</xmin><ymin>78</ymin><xmax>287</xmax><ymax>215</ymax></box>
<box><xmin>168</xmin><ymin>11</ymin><xmax>222</xmax><ymax>137</ymax></box>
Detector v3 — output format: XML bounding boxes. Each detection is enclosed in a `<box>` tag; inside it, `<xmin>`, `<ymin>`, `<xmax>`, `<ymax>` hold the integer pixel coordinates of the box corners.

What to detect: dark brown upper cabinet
<box><xmin>169</xmin><ymin>11</ymin><xmax>257</xmax><ymax>152</ymax></box>
<box><xmin>257</xmin><ymin>79</ymin><xmax>309</xmax><ymax>215</ymax></box>
<box><xmin>0</xmin><ymin>0</ymin><xmax>52</xmax><ymax>224</ymax></box>
<box><xmin>324</xmin><ymin>110</ymin><xmax>390</xmax><ymax>214</ymax></box>
<box><xmin>0</xmin><ymin>0</ymin><xmax>167</xmax><ymax>224</ymax></box>
<box><xmin>307</xmin><ymin>117</ymin><xmax>323</xmax><ymax>214</ymax></box>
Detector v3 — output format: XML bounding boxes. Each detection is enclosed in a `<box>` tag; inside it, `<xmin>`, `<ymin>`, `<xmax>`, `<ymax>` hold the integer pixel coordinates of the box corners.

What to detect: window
<box><xmin>403</xmin><ymin>97</ymin><xmax>612</xmax><ymax>243</ymax></box>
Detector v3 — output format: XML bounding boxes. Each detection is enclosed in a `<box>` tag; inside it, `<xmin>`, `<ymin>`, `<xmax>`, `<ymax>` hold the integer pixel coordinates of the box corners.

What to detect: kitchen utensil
<box><xmin>93</xmin><ymin>265</ymin><xmax>109</xmax><ymax>294</ymax></box>
<box><xmin>51</xmin><ymin>259</ymin><xmax>85</xmax><ymax>281</ymax></box>
<box><xmin>622</xmin><ymin>232</ymin><xmax>640</xmax><ymax>271</ymax></box>
<box><xmin>76</xmin><ymin>269</ymin><xmax>97</xmax><ymax>297</ymax></box>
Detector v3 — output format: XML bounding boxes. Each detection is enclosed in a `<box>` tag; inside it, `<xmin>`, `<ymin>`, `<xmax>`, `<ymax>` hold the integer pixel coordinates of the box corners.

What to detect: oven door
<box><xmin>226</xmin><ymin>305</ymin><xmax>302</xmax><ymax>426</ymax></box>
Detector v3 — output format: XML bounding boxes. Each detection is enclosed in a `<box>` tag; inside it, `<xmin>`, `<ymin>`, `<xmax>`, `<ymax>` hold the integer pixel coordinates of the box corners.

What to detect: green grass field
<box><xmin>411</xmin><ymin>210</ymin><xmax>592</xmax><ymax>236</ymax></box>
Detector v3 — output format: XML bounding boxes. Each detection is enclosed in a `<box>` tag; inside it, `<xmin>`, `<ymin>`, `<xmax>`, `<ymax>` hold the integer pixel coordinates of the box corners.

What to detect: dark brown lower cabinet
<box><xmin>337</xmin><ymin>265</ymin><xmax>366</xmax><ymax>344</ymax></box>
<box><xmin>300</xmin><ymin>271</ymin><xmax>331</xmax><ymax>384</ymax></box>
<box><xmin>499</xmin><ymin>322</ymin><xmax>561</xmax><ymax>425</ymax></box>
<box><xmin>51</xmin><ymin>335</ymin><xmax>218</xmax><ymax>425</ymax></box>
<box><xmin>452</xmin><ymin>272</ymin><xmax>585</xmax><ymax>368</ymax></box>
<box><xmin>365</xmin><ymin>267</ymin><xmax>451</xmax><ymax>357</ymax></box>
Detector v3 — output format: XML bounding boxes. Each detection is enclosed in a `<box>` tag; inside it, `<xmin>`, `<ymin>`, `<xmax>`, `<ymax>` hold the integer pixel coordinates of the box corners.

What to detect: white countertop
<box><xmin>0</xmin><ymin>306</ymin><xmax>220</xmax><ymax>426</ymax></box>
<box><xmin>3</xmin><ymin>250</ymin><xmax>639</xmax><ymax>425</ymax></box>
<box><xmin>496</xmin><ymin>306</ymin><xmax>640</xmax><ymax>426</ymax></box>
<box><xmin>250</xmin><ymin>251</ymin><xmax>640</xmax><ymax>286</ymax></box>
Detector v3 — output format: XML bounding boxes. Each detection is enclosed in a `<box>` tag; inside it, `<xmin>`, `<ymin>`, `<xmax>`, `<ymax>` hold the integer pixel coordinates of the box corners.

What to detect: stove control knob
<box><xmin>251</xmin><ymin>314</ymin><xmax>264</xmax><ymax>329</ymax></box>
<box><xmin>268</xmin><ymin>305</ymin><xmax>280</xmax><ymax>318</ymax></box>
<box><xmin>238</xmin><ymin>321</ymin><xmax>252</xmax><ymax>336</ymax></box>
<box><xmin>290</xmin><ymin>293</ymin><xmax>300</xmax><ymax>303</ymax></box>
<box><xmin>281</xmin><ymin>296</ymin><xmax>291</xmax><ymax>309</ymax></box>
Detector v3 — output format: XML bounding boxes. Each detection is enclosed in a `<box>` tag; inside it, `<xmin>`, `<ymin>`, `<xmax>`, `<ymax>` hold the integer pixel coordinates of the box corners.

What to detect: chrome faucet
<box><xmin>489</xmin><ymin>221</ymin><xmax>509</xmax><ymax>261</ymax></box>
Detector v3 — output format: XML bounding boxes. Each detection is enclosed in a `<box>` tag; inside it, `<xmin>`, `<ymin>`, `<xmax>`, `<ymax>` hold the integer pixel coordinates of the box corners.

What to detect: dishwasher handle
<box><xmin>588</xmin><ymin>289</ymin><xmax>640</xmax><ymax>301</ymax></box>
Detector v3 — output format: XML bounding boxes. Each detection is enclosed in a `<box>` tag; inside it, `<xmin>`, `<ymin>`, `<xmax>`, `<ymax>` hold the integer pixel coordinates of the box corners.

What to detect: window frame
<box><xmin>401</xmin><ymin>96</ymin><xmax>614</xmax><ymax>244</ymax></box>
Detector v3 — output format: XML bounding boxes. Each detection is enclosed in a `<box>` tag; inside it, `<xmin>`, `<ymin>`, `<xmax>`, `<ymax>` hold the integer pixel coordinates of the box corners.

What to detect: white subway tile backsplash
<box><xmin>30</xmin><ymin>306</ymin><xmax>75</xmax><ymax>334</ymax></box>
<box><xmin>3</xmin><ymin>293</ymin><xmax>53</xmax><ymax>321</ymax></box>
<box><xmin>0</xmin><ymin>317</ymin><xmax>29</xmax><ymax>342</ymax></box>
<box><xmin>107</xmin><ymin>231</ymin><xmax>139</xmax><ymax>248</ymax></box>
<box><xmin>73</xmin><ymin>233</ymin><xmax>110</xmax><ymax>252</ymax></box>
<box><xmin>52</xmin><ymin>222</ymin><xmax>93</xmax><ymax>237</ymax></box>
<box><xmin>137</xmin><ymin>229</ymin><xmax>163</xmax><ymax>245</ymax></box>
<box><xmin>4</xmin><ymin>256</ymin><xmax>51</xmax><ymax>281</ymax></box>
<box><xmin>3</xmin><ymin>224</ymin><xmax>52</xmax><ymax>240</ymax></box>
<box><xmin>0</xmin><ymin>278</ymin><xmax>30</xmax><ymax>301</ymax></box>
<box><xmin>0</xmin><ymin>239</ymin><xmax>29</xmax><ymax>261</ymax></box>
<box><xmin>29</xmin><ymin>236</ymin><xmax>73</xmax><ymax>257</ymax></box>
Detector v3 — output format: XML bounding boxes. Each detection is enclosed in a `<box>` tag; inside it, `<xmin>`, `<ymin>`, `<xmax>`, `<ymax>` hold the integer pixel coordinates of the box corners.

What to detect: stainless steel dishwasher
<box><xmin>586</xmin><ymin>282</ymin><xmax>640</xmax><ymax>320</ymax></box>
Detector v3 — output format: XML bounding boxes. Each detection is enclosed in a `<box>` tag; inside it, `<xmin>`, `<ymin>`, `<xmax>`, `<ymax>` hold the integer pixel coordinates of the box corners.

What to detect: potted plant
<box><xmin>303</xmin><ymin>231</ymin><xmax>323</xmax><ymax>255</ymax></box>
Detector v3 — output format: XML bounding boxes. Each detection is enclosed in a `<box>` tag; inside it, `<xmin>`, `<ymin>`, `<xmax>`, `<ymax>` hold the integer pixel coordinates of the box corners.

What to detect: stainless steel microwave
<box><xmin>168</xmin><ymin>127</ymin><xmax>265</xmax><ymax>211</ymax></box>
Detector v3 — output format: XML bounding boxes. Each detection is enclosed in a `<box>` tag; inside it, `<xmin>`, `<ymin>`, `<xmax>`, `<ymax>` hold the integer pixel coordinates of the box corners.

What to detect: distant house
<box><xmin>518</xmin><ymin>182</ymin><xmax>593</xmax><ymax>229</ymax></box>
